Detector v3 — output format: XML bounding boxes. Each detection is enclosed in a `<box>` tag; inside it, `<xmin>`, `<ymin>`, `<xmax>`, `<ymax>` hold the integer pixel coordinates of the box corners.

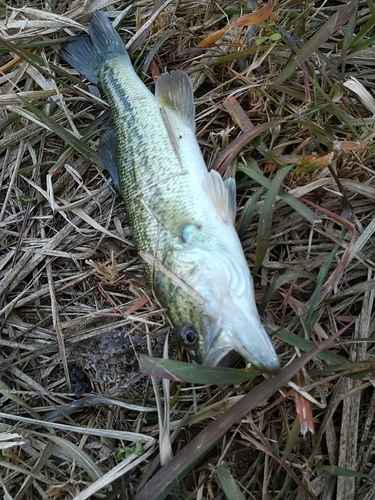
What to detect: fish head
<box><xmin>177</xmin><ymin>303</ymin><xmax>280</xmax><ymax>373</ymax></box>
<box><xmin>198</xmin><ymin>311</ymin><xmax>280</xmax><ymax>372</ymax></box>
<box><xmin>168</xmin><ymin>247</ymin><xmax>280</xmax><ymax>373</ymax></box>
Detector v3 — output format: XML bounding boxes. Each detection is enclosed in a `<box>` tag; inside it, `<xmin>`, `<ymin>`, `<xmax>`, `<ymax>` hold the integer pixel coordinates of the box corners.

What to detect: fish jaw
<box><xmin>203</xmin><ymin>313</ymin><xmax>280</xmax><ymax>372</ymax></box>
<box><xmin>165</xmin><ymin>244</ymin><xmax>280</xmax><ymax>372</ymax></box>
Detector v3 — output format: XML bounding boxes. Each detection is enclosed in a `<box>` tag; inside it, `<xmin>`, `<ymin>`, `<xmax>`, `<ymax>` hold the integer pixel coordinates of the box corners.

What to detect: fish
<box><xmin>60</xmin><ymin>10</ymin><xmax>280</xmax><ymax>372</ymax></box>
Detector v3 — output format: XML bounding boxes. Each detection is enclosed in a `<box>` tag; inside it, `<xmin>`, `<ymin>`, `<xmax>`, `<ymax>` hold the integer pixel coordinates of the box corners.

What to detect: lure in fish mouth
<box><xmin>60</xmin><ymin>10</ymin><xmax>280</xmax><ymax>372</ymax></box>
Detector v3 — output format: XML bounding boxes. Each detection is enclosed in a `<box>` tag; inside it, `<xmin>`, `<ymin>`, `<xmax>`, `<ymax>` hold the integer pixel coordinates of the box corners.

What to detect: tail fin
<box><xmin>60</xmin><ymin>10</ymin><xmax>130</xmax><ymax>84</ymax></box>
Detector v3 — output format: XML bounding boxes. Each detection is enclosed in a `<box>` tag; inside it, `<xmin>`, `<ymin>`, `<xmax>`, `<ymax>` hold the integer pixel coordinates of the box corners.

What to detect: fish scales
<box><xmin>101</xmin><ymin>60</ymin><xmax>207</xmax><ymax>326</ymax></box>
<box><xmin>102</xmin><ymin>65</ymin><xmax>203</xmax><ymax>230</ymax></box>
<box><xmin>101</xmin><ymin>62</ymin><xmax>212</xmax><ymax>293</ymax></box>
<box><xmin>60</xmin><ymin>11</ymin><xmax>280</xmax><ymax>371</ymax></box>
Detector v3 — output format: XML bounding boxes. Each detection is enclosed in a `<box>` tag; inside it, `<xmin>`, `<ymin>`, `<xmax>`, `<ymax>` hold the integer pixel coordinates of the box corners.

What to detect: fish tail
<box><xmin>59</xmin><ymin>10</ymin><xmax>130</xmax><ymax>84</ymax></box>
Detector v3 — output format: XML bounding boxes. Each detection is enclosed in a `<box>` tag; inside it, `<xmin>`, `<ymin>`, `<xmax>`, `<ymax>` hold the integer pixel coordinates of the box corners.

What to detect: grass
<box><xmin>1</xmin><ymin>0</ymin><xmax>375</xmax><ymax>499</ymax></box>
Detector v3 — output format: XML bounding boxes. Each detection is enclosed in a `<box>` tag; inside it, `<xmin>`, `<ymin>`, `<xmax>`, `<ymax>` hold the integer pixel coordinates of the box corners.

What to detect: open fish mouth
<box><xmin>205</xmin><ymin>344</ymin><xmax>280</xmax><ymax>372</ymax></box>
<box><xmin>203</xmin><ymin>317</ymin><xmax>280</xmax><ymax>373</ymax></box>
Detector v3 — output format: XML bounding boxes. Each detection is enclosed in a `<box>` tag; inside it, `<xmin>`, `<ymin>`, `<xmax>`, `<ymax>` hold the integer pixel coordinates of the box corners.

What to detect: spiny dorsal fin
<box><xmin>204</xmin><ymin>170</ymin><xmax>237</xmax><ymax>224</ymax></box>
<box><xmin>155</xmin><ymin>70</ymin><xmax>195</xmax><ymax>132</ymax></box>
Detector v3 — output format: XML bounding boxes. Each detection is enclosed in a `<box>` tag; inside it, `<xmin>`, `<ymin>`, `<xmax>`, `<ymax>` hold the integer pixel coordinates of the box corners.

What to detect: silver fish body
<box><xmin>60</xmin><ymin>11</ymin><xmax>280</xmax><ymax>372</ymax></box>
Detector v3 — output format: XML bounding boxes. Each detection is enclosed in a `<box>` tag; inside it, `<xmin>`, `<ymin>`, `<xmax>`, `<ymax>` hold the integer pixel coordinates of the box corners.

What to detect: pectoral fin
<box><xmin>204</xmin><ymin>170</ymin><xmax>237</xmax><ymax>224</ymax></box>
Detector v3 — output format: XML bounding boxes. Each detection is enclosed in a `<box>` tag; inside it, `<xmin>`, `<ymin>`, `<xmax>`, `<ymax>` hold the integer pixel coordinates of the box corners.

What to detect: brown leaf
<box><xmin>198</xmin><ymin>0</ymin><xmax>273</xmax><ymax>47</ymax></box>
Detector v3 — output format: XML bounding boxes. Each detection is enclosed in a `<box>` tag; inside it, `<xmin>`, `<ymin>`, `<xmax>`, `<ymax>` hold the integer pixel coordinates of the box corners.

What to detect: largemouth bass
<box><xmin>60</xmin><ymin>11</ymin><xmax>280</xmax><ymax>372</ymax></box>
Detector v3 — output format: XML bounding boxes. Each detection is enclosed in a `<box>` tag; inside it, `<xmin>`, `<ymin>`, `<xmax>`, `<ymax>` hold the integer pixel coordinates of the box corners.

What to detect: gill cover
<box><xmin>177</xmin><ymin>245</ymin><xmax>280</xmax><ymax>372</ymax></box>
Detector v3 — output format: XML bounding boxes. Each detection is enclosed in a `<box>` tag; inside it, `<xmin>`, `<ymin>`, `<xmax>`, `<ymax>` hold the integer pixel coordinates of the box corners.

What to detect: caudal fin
<box><xmin>60</xmin><ymin>10</ymin><xmax>130</xmax><ymax>84</ymax></box>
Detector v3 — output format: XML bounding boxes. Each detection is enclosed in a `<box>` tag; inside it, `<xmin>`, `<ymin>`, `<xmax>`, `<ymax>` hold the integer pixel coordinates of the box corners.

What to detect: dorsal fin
<box><xmin>155</xmin><ymin>70</ymin><xmax>195</xmax><ymax>132</ymax></box>
<box><xmin>204</xmin><ymin>170</ymin><xmax>237</xmax><ymax>224</ymax></box>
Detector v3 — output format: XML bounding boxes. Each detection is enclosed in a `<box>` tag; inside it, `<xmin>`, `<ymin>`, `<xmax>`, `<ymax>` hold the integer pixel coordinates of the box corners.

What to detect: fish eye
<box><xmin>180</xmin><ymin>326</ymin><xmax>199</xmax><ymax>348</ymax></box>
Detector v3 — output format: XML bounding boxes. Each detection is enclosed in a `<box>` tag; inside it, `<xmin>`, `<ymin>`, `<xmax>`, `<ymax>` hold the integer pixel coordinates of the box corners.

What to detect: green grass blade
<box><xmin>15</xmin><ymin>441</ymin><xmax>57</xmax><ymax>500</ymax></box>
<box><xmin>325</xmin><ymin>279</ymin><xmax>375</xmax><ymax>304</ymax></box>
<box><xmin>48</xmin><ymin>112</ymin><xmax>109</xmax><ymax>174</ymax></box>
<box><xmin>238</xmin><ymin>185</ymin><xmax>266</xmax><ymax>239</ymax></box>
<box><xmin>216</xmin><ymin>463</ymin><xmax>246</xmax><ymax>500</ymax></box>
<box><xmin>186</xmin><ymin>45</ymin><xmax>272</xmax><ymax>74</ymax></box>
<box><xmin>273</xmin><ymin>473</ymin><xmax>292</xmax><ymax>500</ymax></box>
<box><xmin>350</xmin><ymin>1</ymin><xmax>375</xmax><ymax>48</ymax></box>
<box><xmin>304</xmin><ymin>244</ymin><xmax>340</xmax><ymax>329</ymax></box>
<box><xmin>272</xmin><ymin>328</ymin><xmax>349</xmax><ymax>366</ymax></box>
<box><xmin>317</xmin><ymin>465</ymin><xmax>372</xmax><ymax>480</ymax></box>
<box><xmin>139</xmin><ymin>355</ymin><xmax>257</xmax><ymax>385</ymax></box>
<box><xmin>0</xmin><ymin>379</ymin><xmax>41</xmax><ymax>419</ymax></box>
<box><xmin>135</xmin><ymin>328</ymin><xmax>345</xmax><ymax>500</ymax></box>
<box><xmin>17</xmin><ymin>96</ymin><xmax>101</xmax><ymax>167</ymax></box>
<box><xmin>47</xmin><ymin>435</ymin><xmax>103</xmax><ymax>481</ymax></box>
<box><xmin>258</xmin><ymin>270</ymin><xmax>313</xmax><ymax>316</ymax></box>
<box><xmin>274</xmin><ymin>0</ymin><xmax>357</xmax><ymax>84</ymax></box>
<box><xmin>238</xmin><ymin>163</ymin><xmax>319</xmax><ymax>224</ymax></box>
<box><xmin>42</xmin><ymin>395</ymin><xmax>156</xmax><ymax>423</ymax></box>
<box><xmin>253</xmin><ymin>164</ymin><xmax>295</xmax><ymax>274</ymax></box>
<box><xmin>340</xmin><ymin>1</ymin><xmax>358</xmax><ymax>76</ymax></box>
<box><xmin>309</xmin><ymin>361</ymin><xmax>375</xmax><ymax>380</ymax></box>
<box><xmin>0</xmin><ymin>37</ymin><xmax>85</xmax><ymax>86</ymax></box>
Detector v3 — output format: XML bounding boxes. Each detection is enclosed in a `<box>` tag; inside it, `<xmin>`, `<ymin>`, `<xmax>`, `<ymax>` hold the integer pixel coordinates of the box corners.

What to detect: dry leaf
<box><xmin>198</xmin><ymin>0</ymin><xmax>273</xmax><ymax>47</ymax></box>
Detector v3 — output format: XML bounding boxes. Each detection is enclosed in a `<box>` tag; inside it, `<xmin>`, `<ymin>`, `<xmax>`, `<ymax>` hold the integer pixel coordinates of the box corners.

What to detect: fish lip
<box><xmin>203</xmin><ymin>320</ymin><xmax>280</xmax><ymax>373</ymax></box>
<box><xmin>203</xmin><ymin>345</ymin><xmax>234</xmax><ymax>368</ymax></box>
<box><xmin>235</xmin><ymin>333</ymin><xmax>281</xmax><ymax>373</ymax></box>
<box><xmin>204</xmin><ymin>346</ymin><xmax>280</xmax><ymax>372</ymax></box>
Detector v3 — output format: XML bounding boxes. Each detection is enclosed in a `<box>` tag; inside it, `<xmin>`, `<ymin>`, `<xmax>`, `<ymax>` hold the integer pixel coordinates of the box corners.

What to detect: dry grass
<box><xmin>1</xmin><ymin>0</ymin><xmax>375</xmax><ymax>499</ymax></box>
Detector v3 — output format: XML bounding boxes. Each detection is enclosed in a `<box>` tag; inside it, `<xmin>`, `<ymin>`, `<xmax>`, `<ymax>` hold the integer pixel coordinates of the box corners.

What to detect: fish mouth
<box><xmin>203</xmin><ymin>316</ymin><xmax>280</xmax><ymax>373</ymax></box>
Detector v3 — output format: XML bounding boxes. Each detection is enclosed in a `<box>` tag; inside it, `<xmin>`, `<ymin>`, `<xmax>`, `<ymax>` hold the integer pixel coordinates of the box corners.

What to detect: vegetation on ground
<box><xmin>1</xmin><ymin>0</ymin><xmax>375</xmax><ymax>498</ymax></box>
